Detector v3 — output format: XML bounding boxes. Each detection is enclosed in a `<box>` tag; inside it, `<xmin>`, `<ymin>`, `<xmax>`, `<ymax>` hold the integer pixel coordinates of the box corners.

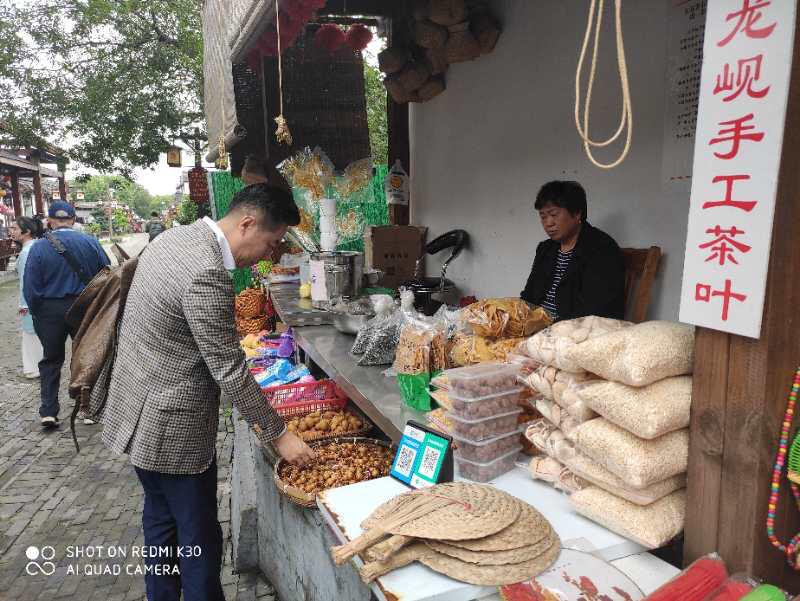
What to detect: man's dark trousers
<box><xmin>134</xmin><ymin>459</ymin><xmax>225</xmax><ymax>601</ymax></box>
<box><xmin>31</xmin><ymin>295</ymin><xmax>77</xmax><ymax>419</ymax></box>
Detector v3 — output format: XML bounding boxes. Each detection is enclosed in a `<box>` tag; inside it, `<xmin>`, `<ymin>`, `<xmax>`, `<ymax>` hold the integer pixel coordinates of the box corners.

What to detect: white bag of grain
<box><xmin>565</xmin><ymin>321</ymin><xmax>694</xmax><ymax>387</ymax></box>
<box><xmin>528</xmin><ymin>456</ymin><xmax>589</xmax><ymax>493</ymax></box>
<box><xmin>522</xmin><ymin>316</ymin><xmax>631</xmax><ymax>373</ymax></box>
<box><xmin>570</xmin><ymin>487</ymin><xmax>686</xmax><ymax>549</ymax></box>
<box><xmin>574</xmin><ymin>418</ymin><xmax>689</xmax><ymax>488</ymax></box>
<box><xmin>524</xmin><ymin>419</ymin><xmax>578</xmax><ymax>460</ymax></box>
<box><xmin>554</xmin><ymin>378</ymin><xmax>599</xmax><ymax>422</ymax></box>
<box><xmin>521</xmin><ymin>364</ymin><xmax>596</xmax><ymax>401</ymax></box>
<box><xmin>563</xmin><ymin>449</ymin><xmax>686</xmax><ymax>505</ymax></box>
<box><xmin>535</xmin><ymin>398</ymin><xmax>592</xmax><ymax>439</ymax></box>
<box><xmin>577</xmin><ymin>376</ymin><xmax>692</xmax><ymax>439</ymax></box>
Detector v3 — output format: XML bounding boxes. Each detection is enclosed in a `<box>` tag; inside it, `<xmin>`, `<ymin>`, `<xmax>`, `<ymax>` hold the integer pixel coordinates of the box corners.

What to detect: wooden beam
<box><xmin>59</xmin><ymin>176</ymin><xmax>67</xmax><ymax>203</ymax></box>
<box><xmin>684</xmin><ymin>11</ymin><xmax>800</xmax><ymax>591</ymax></box>
<box><xmin>10</xmin><ymin>172</ymin><xmax>21</xmax><ymax>219</ymax></box>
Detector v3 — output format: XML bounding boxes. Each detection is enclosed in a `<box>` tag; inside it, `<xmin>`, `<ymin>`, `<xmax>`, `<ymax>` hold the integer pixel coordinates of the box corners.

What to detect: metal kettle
<box><xmin>404</xmin><ymin>229</ymin><xmax>469</xmax><ymax>315</ymax></box>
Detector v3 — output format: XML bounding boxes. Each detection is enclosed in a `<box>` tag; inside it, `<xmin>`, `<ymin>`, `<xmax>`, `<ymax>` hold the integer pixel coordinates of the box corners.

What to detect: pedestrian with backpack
<box><xmin>145</xmin><ymin>211</ymin><xmax>165</xmax><ymax>241</ymax></box>
<box><xmin>23</xmin><ymin>201</ymin><xmax>110</xmax><ymax>429</ymax></box>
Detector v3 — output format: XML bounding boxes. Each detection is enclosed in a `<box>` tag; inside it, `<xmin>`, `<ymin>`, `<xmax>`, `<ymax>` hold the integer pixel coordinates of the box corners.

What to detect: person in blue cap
<box><xmin>23</xmin><ymin>201</ymin><xmax>110</xmax><ymax>429</ymax></box>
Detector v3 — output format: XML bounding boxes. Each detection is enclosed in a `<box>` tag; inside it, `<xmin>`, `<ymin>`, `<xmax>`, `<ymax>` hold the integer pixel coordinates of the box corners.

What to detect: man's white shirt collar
<box><xmin>202</xmin><ymin>217</ymin><xmax>236</xmax><ymax>270</ymax></box>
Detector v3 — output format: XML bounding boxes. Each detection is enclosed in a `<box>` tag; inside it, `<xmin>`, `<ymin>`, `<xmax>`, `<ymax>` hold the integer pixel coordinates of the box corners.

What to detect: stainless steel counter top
<box><xmin>293</xmin><ymin>326</ymin><xmax>425</xmax><ymax>442</ymax></box>
<box><xmin>269</xmin><ymin>283</ymin><xmax>333</xmax><ymax>327</ymax></box>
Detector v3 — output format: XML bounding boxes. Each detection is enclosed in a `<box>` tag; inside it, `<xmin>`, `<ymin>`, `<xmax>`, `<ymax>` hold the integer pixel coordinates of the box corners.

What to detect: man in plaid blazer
<box><xmin>103</xmin><ymin>184</ymin><xmax>314</xmax><ymax>601</ymax></box>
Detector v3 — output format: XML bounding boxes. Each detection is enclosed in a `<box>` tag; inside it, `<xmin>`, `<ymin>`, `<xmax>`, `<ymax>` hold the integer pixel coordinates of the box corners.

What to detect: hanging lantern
<box><xmin>315</xmin><ymin>23</ymin><xmax>346</xmax><ymax>53</ymax></box>
<box><xmin>188</xmin><ymin>166</ymin><xmax>209</xmax><ymax>204</ymax></box>
<box><xmin>166</xmin><ymin>145</ymin><xmax>182</xmax><ymax>167</ymax></box>
<box><xmin>345</xmin><ymin>24</ymin><xmax>373</xmax><ymax>52</ymax></box>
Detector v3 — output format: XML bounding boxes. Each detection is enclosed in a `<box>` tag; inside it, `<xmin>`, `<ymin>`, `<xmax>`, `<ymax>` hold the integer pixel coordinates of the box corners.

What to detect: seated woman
<box><xmin>521</xmin><ymin>180</ymin><xmax>625</xmax><ymax>321</ymax></box>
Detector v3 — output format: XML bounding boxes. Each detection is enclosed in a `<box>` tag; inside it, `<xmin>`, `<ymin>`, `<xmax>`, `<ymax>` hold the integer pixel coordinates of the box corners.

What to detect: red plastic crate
<box><xmin>264</xmin><ymin>379</ymin><xmax>348</xmax><ymax>418</ymax></box>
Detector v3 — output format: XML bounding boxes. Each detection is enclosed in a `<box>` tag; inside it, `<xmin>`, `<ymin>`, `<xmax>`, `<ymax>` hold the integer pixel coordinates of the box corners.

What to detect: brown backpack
<box><xmin>65</xmin><ymin>257</ymin><xmax>138</xmax><ymax>451</ymax></box>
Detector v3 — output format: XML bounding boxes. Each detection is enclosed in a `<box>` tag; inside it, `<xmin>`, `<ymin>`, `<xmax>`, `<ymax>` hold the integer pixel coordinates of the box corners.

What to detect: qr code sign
<box><xmin>418</xmin><ymin>446</ymin><xmax>441</xmax><ymax>480</ymax></box>
<box><xmin>394</xmin><ymin>445</ymin><xmax>416</xmax><ymax>478</ymax></box>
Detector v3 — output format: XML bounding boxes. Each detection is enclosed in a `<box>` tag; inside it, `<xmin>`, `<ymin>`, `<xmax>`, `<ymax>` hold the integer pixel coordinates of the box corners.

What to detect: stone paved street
<box><xmin>0</xmin><ymin>276</ymin><xmax>276</xmax><ymax>601</ymax></box>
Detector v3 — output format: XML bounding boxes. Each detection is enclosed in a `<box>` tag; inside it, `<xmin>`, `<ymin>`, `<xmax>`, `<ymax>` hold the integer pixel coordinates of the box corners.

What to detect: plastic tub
<box><xmin>456</xmin><ymin>446</ymin><xmax>522</xmax><ymax>482</ymax></box>
<box><xmin>451</xmin><ymin>428</ymin><xmax>523</xmax><ymax>463</ymax></box>
<box><xmin>447</xmin><ymin>408</ymin><xmax>522</xmax><ymax>441</ymax></box>
<box><xmin>449</xmin><ymin>387</ymin><xmax>522</xmax><ymax>420</ymax></box>
<box><xmin>445</xmin><ymin>362</ymin><xmax>521</xmax><ymax>399</ymax></box>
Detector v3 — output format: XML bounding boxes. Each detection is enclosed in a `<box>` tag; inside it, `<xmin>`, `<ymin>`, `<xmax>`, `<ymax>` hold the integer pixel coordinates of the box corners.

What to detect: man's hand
<box><xmin>274</xmin><ymin>430</ymin><xmax>315</xmax><ymax>466</ymax></box>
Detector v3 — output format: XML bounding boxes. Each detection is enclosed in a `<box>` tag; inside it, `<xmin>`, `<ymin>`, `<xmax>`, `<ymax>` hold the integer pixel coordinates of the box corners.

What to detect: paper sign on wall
<box><xmin>679</xmin><ymin>0</ymin><xmax>797</xmax><ymax>338</ymax></box>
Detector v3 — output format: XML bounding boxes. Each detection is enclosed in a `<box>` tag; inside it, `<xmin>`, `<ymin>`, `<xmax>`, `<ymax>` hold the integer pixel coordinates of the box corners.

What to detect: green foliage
<box><xmin>177</xmin><ymin>199</ymin><xmax>198</xmax><ymax>225</ymax></box>
<box><xmin>86</xmin><ymin>222</ymin><xmax>102</xmax><ymax>236</ymax></box>
<box><xmin>151</xmin><ymin>195</ymin><xmax>174</xmax><ymax>215</ymax></box>
<box><xmin>364</xmin><ymin>61</ymin><xmax>388</xmax><ymax>166</ymax></box>
<box><xmin>112</xmin><ymin>208</ymin><xmax>130</xmax><ymax>232</ymax></box>
<box><xmin>0</xmin><ymin>0</ymin><xmax>204</xmax><ymax>175</ymax></box>
<box><xmin>72</xmin><ymin>174</ymin><xmax>155</xmax><ymax>219</ymax></box>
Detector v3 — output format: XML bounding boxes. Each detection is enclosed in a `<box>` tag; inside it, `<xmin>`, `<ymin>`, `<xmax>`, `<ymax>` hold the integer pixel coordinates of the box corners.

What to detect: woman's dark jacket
<box><xmin>520</xmin><ymin>222</ymin><xmax>626</xmax><ymax>321</ymax></box>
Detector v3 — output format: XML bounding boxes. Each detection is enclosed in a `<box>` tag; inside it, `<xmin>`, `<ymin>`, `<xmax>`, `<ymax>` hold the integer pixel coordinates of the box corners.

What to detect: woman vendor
<box><xmin>520</xmin><ymin>180</ymin><xmax>625</xmax><ymax>321</ymax></box>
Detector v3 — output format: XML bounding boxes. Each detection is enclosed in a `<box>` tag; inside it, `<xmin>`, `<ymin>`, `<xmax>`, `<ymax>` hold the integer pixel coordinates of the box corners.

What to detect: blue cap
<box><xmin>48</xmin><ymin>201</ymin><xmax>76</xmax><ymax>219</ymax></box>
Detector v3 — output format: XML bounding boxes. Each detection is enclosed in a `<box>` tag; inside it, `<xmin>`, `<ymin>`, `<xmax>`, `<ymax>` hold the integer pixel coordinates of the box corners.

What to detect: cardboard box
<box><xmin>364</xmin><ymin>225</ymin><xmax>428</xmax><ymax>288</ymax></box>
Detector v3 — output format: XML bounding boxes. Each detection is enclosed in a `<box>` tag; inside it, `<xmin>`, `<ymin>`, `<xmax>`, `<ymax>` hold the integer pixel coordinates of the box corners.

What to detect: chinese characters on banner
<box><xmin>679</xmin><ymin>0</ymin><xmax>797</xmax><ymax>338</ymax></box>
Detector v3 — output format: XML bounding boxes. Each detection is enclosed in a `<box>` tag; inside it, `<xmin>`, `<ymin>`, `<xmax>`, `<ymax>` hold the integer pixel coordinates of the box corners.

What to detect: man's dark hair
<box><xmin>243</xmin><ymin>154</ymin><xmax>269</xmax><ymax>178</ymax></box>
<box><xmin>228</xmin><ymin>183</ymin><xmax>300</xmax><ymax>229</ymax></box>
<box><xmin>534</xmin><ymin>181</ymin><xmax>588</xmax><ymax>221</ymax></box>
<box><xmin>151</xmin><ymin>211</ymin><xmax>159</xmax><ymax>218</ymax></box>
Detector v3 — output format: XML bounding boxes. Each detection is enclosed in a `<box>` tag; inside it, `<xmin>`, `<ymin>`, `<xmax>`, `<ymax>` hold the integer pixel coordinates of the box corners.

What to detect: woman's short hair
<box><xmin>16</xmin><ymin>216</ymin><xmax>44</xmax><ymax>238</ymax></box>
<box><xmin>534</xmin><ymin>181</ymin><xmax>588</xmax><ymax>221</ymax></box>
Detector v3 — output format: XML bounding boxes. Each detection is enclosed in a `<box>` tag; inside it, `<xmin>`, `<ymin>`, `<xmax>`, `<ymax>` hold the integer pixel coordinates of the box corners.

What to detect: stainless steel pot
<box><xmin>309</xmin><ymin>251</ymin><xmax>364</xmax><ymax>309</ymax></box>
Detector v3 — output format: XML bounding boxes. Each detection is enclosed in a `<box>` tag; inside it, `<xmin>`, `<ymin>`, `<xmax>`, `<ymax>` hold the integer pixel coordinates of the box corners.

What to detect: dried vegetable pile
<box><xmin>330</xmin><ymin>482</ymin><xmax>560</xmax><ymax>586</ymax></box>
<box><xmin>518</xmin><ymin>318</ymin><xmax>696</xmax><ymax>549</ymax></box>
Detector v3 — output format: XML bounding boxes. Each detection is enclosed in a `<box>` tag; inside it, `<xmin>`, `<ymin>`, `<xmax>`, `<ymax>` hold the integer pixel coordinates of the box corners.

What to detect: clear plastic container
<box><xmin>447</xmin><ymin>408</ymin><xmax>522</xmax><ymax>441</ymax></box>
<box><xmin>445</xmin><ymin>362</ymin><xmax>521</xmax><ymax>399</ymax></box>
<box><xmin>456</xmin><ymin>446</ymin><xmax>522</xmax><ymax>482</ymax></box>
<box><xmin>451</xmin><ymin>428</ymin><xmax>523</xmax><ymax>463</ymax></box>
<box><xmin>449</xmin><ymin>387</ymin><xmax>522</xmax><ymax>420</ymax></box>
<box><xmin>429</xmin><ymin>373</ymin><xmax>450</xmax><ymax>390</ymax></box>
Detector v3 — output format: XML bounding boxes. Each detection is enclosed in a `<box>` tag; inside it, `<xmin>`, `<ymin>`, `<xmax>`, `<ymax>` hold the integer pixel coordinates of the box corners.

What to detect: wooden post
<box><xmin>387</xmin><ymin>2</ymin><xmax>410</xmax><ymax>226</ymax></box>
<box><xmin>684</xmin><ymin>11</ymin><xmax>800</xmax><ymax>592</ymax></box>
<box><xmin>10</xmin><ymin>172</ymin><xmax>21</xmax><ymax>219</ymax></box>
<box><xmin>59</xmin><ymin>174</ymin><xmax>67</xmax><ymax>204</ymax></box>
<box><xmin>32</xmin><ymin>171</ymin><xmax>43</xmax><ymax>216</ymax></box>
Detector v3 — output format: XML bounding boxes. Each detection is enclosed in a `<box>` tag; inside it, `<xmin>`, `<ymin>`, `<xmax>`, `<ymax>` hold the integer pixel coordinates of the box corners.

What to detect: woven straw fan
<box><xmin>331</xmin><ymin>483</ymin><xmax>520</xmax><ymax>565</ymax></box>
<box><xmin>360</xmin><ymin>540</ymin><xmax>562</xmax><ymax>586</ymax></box>
<box><xmin>365</xmin><ymin>501</ymin><xmax>552</xmax><ymax>562</ymax></box>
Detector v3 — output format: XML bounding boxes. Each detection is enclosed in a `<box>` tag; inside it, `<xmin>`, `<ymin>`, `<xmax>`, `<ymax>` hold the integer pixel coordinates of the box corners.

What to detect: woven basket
<box><xmin>416</xmin><ymin>77</ymin><xmax>446</xmax><ymax>103</ymax></box>
<box><xmin>470</xmin><ymin>13</ymin><xmax>501</xmax><ymax>54</ymax></box>
<box><xmin>235</xmin><ymin>289</ymin><xmax>266</xmax><ymax>318</ymax></box>
<box><xmin>425</xmin><ymin>47</ymin><xmax>449</xmax><ymax>76</ymax></box>
<box><xmin>236</xmin><ymin>315</ymin><xmax>268</xmax><ymax>336</ymax></box>
<box><xmin>397</xmin><ymin>62</ymin><xmax>431</xmax><ymax>92</ymax></box>
<box><xmin>273</xmin><ymin>437</ymin><xmax>395</xmax><ymax>508</ymax></box>
<box><xmin>445</xmin><ymin>22</ymin><xmax>481</xmax><ymax>63</ymax></box>
<box><xmin>378</xmin><ymin>47</ymin><xmax>409</xmax><ymax>74</ymax></box>
<box><xmin>429</xmin><ymin>0</ymin><xmax>467</xmax><ymax>26</ymax></box>
<box><xmin>415</xmin><ymin>20</ymin><xmax>448</xmax><ymax>49</ymax></box>
<box><xmin>384</xmin><ymin>75</ymin><xmax>411</xmax><ymax>104</ymax></box>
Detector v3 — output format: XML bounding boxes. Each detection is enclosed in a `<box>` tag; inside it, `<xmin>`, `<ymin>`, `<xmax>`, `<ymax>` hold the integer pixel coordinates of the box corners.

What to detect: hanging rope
<box><xmin>574</xmin><ymin>0</ymin><xmax>633</xmax><ymax>169</ymax></box>
<box><xmin>274</xmin><ymin>0</ymin><xmax>293</xmax><ymax>146</ymax></box>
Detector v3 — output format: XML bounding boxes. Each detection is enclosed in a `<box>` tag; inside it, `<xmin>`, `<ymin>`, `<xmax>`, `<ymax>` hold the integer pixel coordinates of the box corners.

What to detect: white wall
<box><xmin>410</xmin><ymin>0</ymin><xmax>691</xmax><ymax>320</ymax></box>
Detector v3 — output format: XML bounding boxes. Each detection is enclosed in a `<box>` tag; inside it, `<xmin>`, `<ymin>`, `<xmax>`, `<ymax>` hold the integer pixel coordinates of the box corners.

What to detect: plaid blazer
<box><xmin>102</xmin><ymin>220</ymin><xmax>285</xmax><ymax>474</ymax></box>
